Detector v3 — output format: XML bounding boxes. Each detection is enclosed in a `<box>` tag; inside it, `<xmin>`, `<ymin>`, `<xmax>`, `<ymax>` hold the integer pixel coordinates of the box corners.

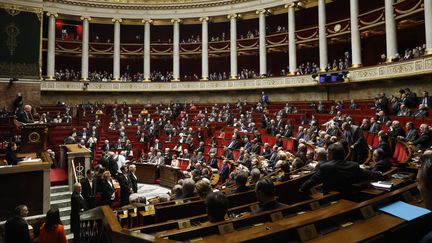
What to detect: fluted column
<box><xmin>112</xmin><ymin>18</ymin><xmax>122</xmax><ymax>81</ymax></box>
<box><xmin>286</xmin><ymin>4</ymin><xmax>297</xmax><ymax>75</ymax></box>
<box><xmin>385</xmin><ymin>0</ymin><xmax>397</xmax><ymax>62</ymax></box>
<box><xmin>425</xmin><ymin>0</ymin><xmax>432</xmax><ymax>55</ymax></box>
<box><xmin>46</xmin><ymin>13</ymin><xmax>57</xmax><ymax>80</ymax></box>
<box><xmin>80</xmin><ymin>16</ymin><xmax>91</xmax><ymax>81</ymax></box>
<box><xmin>350</xmin><ymin>0</ymin><xmax>362</xmax><ymax>67</ymax></box>
<box><xmin>228</xmin><ymin>14</ymin><xmax>239</xmax><ymax>79</ymax></box>
<box><xmin>172</xmin><ymin>19</ymin><xmax>181</xmax><ymax>81</ymax></box>
<box><xmin>142</xmin><ymin>19</ymin><xmax>152</xmax><ymax>82</ymax></box>
<box><xmin>200</xmin><ymin>17</ymin><xmax>209</xmax><ymax>80</ymax></box>
<box><xmin>318</xmin><ymin>0</ymin><xmax>328</xmax><ymax>72</ymax></box>
<box><xmin>257</xmin><ymin>9</ymin><xmax>267</xmax><ymax>77</ymax></box>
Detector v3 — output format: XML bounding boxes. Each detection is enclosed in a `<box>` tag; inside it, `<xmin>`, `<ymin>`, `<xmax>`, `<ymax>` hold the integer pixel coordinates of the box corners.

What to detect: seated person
<box><xmin>411</xmin><ymin>124</ymin><xmax>432</xmax><ymax>150</ymax></box>
<box><xmin>277</xmin><ymin>160</ymin><xmax>291</xmax><ymax>182</ymax></box>
<box><xmin>181</xmin><ymin>178</ymin><xmax>197</xmax><ymax>198</ymax></box>
<box><xmin>300</xmin><ymin>142</ymin><xmax>382</xmax><ymax>198</ymax></box>
<box><xmin>417</xmin><ymin>154</ymin><xmax>432</xmax><ymax>242</ymax></box>
<box><xmin>372</xmin><ymin>148</ymin><xmax>391</xmax><ymax>173</ymax></box>
<box><xmin>253</xmin><ymin>178</ymin><xmax>286</xmax><ymax>213</ymax></box>
<box><xmin>205</xmin><ymin>191</ymin><xmax>228</xmax><ymax>223</ymax></box>
<box><xmin>6</xmin><ymin>142</ymin><xmax>24</xmax><ymax>165</ymax></box>
<box><xmin>195</xmin><ymin>179</ymin><xmax>213</xmax><ymax>200</ymax></box>
<box><xmin>413</xmin><ymin>104</ymin><xmax>428</xmax><ymax>118</ymax></box>
<box><xmin>234</xmin><ymin>171</ymin><xmax>249</xmax><ymax>193</ymax></box>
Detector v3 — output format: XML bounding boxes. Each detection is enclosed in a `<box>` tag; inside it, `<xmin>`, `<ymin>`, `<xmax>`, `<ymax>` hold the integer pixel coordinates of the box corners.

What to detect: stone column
<box><xmin>385</xmin><ymin>0</ymin><xmax>397</xmax><ymax>62</ymax></box>
<box><xmin>425</xmin><ymin>0</ymin><xmax>432</xmax><ymax>54</ymax></box>
<box><xmin>286</xmin><ymin>4</ymin><xmax>297</xmax><ymax>75</ymax></box>
<box><xmin>228</xmin><ymin>14</ymin><xmax>239</xmax><ymax>79</ymax></box>
<box><xmin>257</xmin><ymin>9</ymin><xmax>267</xmax><ymax>77</ymax></box>
<box><xmin>318</xmin><ymin>0</ymin><xmax>328</xmax><ymax>72</ymax></box>
<box><xmin>80</xmin><ymin>16</ymin><xmax>91</xmax><ymax>80</ymax></box>
<box><xmin>46</xmin><ymin>13</ymin><xmax>57</xmax><ymax>80</ymax></box>
<box><xmin>172</xmin><ymin>19</ymin><xmax>181</xmax><ymax>81</ymax></box>
<box><xmin>200</xmin><ymin>17</ymin><xmax>209</xmax><ymax>80</ymax></box>
<box><xmin>112</xmin><ymin>18</ymin><xmax>122</xmax><ymax>81</ymax></box>
<box><xmin>142</xmin><ymin>19</ymin><xmax>152</xmax><ymax>81</ymax></box>
<box><xmin>350</xmin><ymin>0</ymin><xmax>362</xmax><ymax>67</ymax></box>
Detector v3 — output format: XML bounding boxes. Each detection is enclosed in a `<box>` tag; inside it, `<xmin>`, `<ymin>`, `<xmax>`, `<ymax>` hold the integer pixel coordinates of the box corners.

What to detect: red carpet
<box><xmin>51</xmin><ymin>168</ymin><xmax>68</xmax><ymax>186</ymax></box>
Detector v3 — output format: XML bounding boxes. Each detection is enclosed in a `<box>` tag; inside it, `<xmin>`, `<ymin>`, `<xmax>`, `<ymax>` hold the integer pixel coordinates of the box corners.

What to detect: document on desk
<box><xmin>378</xmin><ymin>201</ymin><xmax>431</xmax><ymax>221</ymax></box>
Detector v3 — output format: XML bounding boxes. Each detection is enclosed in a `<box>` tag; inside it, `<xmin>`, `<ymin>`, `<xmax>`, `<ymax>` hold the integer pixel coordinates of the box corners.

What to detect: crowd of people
<box><xmin>379</xmin><ymin>43</ymin><xmax>427</xmax><ymax>63</ymax></box>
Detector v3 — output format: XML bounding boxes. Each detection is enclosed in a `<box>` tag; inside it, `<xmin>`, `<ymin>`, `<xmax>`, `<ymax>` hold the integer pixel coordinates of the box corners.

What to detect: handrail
<box><xmin>70</xmin><ymin>158</ymin><xmax>78</xmax><ymax>184</ymax></box>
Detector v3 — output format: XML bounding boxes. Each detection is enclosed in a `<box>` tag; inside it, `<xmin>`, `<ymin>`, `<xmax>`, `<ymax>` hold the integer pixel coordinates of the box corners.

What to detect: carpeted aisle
<box><xmin>50</xmin><ymin>168</ymin><xmax>68</xmax><ymax>186</ymax></box>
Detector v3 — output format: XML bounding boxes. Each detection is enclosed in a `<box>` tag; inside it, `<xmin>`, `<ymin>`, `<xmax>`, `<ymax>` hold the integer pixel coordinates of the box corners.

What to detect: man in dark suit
<box><xmin>369</xmin><ymin>117</ymin><xmax>380</xmax><ymax>134</ymax></box>
<box><xmin>118</xmin><ymin>165</ymin><xmax>132</xmax><ymax>206</ymax></box>
<box><xmin>420</xmin><ymin>91</ymin><xmax>431</xmax><ymax>109</ymax></box>
<box><xmin>220</xmin><ymin>160</ymin><xmax>230</xmax><ymax>183</ymax></box>
<box><xmin>208</xmin><ymin>153</ymin><xmax>218</xmax><ymax>170</ymax></box>
<box><xmin>300</xmin><ymin>143</ymin><xmax>382</xmax><ymax>198</ymax></box>
<box><xmin>372</xmin><ymin>148</ymin><xmax>391</xmax><ymax>173</ymax></box>
<box><xmin>342</xmin><ymin>123</ymin><xmax>369</xmax><ymax>164</ymax></box>
<box><xmin>4</xmin><ymin>205</ymin><xmax>31</xmax><ymax>243</ymax></box>
<box><xmin>413</xmin><ymin>104</ymin><xmax>428</xmax><ymax>118</ymax></box>
<box><xmin>101</xmin><ymin>139</ymin><xmax>112</xmax><ymax>152</ymax></box>
<box><xmin>81</xmin><ymin>169</ymin><xmax>97</xmax><ymax>209</ymax></box>
<box><xmin>412</xmin><ymin>124</ymin><xmax>432</xmax><ymax>150</ymax></box>
<box><xmin>71</xmin><ymin>183</ymin><xmax>88</xmax><ymax>243</ymax></box>
<box><xmin>388</xmin><ymin>121</ymin><xmax>406</xmax><ymax>138</ymax></box>
<box><xmin>403</xmin><ymin>122</ymin><xmax>419</xmax><ymax>142</ymax></box>
<box><xmin>16</xmin><ymin>105</ymin><xmax>33</xmax><ymax>124</ymax></box>
<box><xmin>129</xmin><ymin>164</ymin><xmax>138</xmax><ymax>193</ymax></box>
<box><xmin>253</xmin><ymin>178</ymin><xmax>286</xmax><ymax>213</ymax></box>
<box><xmin>250</xmin><ymin>138</ymin><xmax>261</xmax><ymax>154</ymax></box>
<box><xmin>260</xmin><ymin>91</ymin><xmax>269</xmax><ymax>106</ymax></box>
<box><xmin>227</xmin><ymin>135</ymin><xmax>239</xmax><ymax>150</ymax></box>
<box><xmin>108</xmin><ymin>152</ymin><xmax>119</xmax><ymax>178</ymax></box>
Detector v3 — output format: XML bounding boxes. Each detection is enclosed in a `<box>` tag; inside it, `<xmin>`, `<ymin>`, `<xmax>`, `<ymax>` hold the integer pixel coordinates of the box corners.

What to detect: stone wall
<box><xmin>40</xmin><ymin>76</ymin><xmax>432</xmax><ymax>105</ymax></box>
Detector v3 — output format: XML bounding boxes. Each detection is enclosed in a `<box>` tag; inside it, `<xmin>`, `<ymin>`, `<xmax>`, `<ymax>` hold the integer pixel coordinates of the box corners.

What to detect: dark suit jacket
<box><xmin>413</xmin><ymin>131</ymin><xmax>432</xmax><ymax>149</ymax></box>
<box><xmin>100</xmin><ymin>179</ymin><xmax>115</xmax><ymax>206</ymax></box>
<box><xmin>81</xmin><ymin>178</ymin><xmax>97</xmax><ymax>209</ymax></box>
<box><xmin>4</xmin><ymin>216</ymin><xmax>31</xmax><ymax>243</ymax></box>
<box><xmin>375</xmin><ymin>141</ymin><xmax>392</xmax><ymax>158</ymax></box>
<box><xmin>300</xmin><ymin>160</ymin><xmax>381</xmax><ymax>197</ymax></box>
<box><xmin>108</xmin><ymin>157</ymin><xmax>119</xmax><ymax>177</ymax></box>
<box><xmin>406</xmin><ymin>129</ymin><xmax>419</xmax><ymax>142</ymax></box>
<box><xmin>102</xmin><ymin>144</ymin><xmax>112</xmax><ymax>152</ymax></box>
<box><xmin>373</xmin><ymin>159</ymin><xmax>391</xmax><ymax>173</ymax></box>
<box><xmin>6</xmin><ymin>150</ymin><xmax>23</xmax><ymax>165</ymax></box>
<box><xmin>129</xmin><ymin>172</ymin><xmax>138</xmax><ymax>193</ymax></box>
<box><xmin>388</xmin><ymin>127</ymin><xmax>406</xmax><ymax>138</ymax></box>
<box><xmin>16</xmin><ymin>111</ymin><xmax>33</xmax><ymax>123</ymax></box>
<box><xmin>117</xmin><ymin>173</ymin><xmax>132</xmax><ymax>205</ymax></box>
<box><xmin>71</xmin><ymin>191</ymin><xmax>88</xmax><ymax>233</ymax></box>
<box><xmin>220</xmin><ymin>164</ymin><xmax>229</xmax><ymax>183</ymax></box>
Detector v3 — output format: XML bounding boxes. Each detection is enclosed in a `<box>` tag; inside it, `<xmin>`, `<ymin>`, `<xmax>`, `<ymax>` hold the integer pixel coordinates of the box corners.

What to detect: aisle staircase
<box><xmin>50</xmin><ymin>185</ymin><xmax>74</xmax><ymax>241</ymax></box>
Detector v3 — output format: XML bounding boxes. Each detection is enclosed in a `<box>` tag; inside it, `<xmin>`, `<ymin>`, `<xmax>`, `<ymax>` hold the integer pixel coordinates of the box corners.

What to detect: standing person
<box><xmin>100</xmin><ymin>171</ymin><xmax>116</xmax><ymax>206</ymax></box>
<box><xmin>128</xmin><ymin>164</ymin><xmax>138</xmax><ymax>193</ymax></box>
<box><xmin>118</xmin><ymin>165</ymin><xmax>132</xmax><ymax>206</ymax></box>
<box><xmin>70</xmin><ymin>183</ymin><xmax>88</xmax><ymax>243</ymax></box>
<box><xmin>81</xmin><ymin>169</ymin><xmax>97</xmax><ymax>209</ymax></box>
<box><xmin>4</xmin><ymin>205</ymin><xmax>31</xmax><ymax>243</ymax></box>
<box><xmin>37</xmin><ymin>208</ymin><xmax>68</xmax><ymax>243</ymax></box>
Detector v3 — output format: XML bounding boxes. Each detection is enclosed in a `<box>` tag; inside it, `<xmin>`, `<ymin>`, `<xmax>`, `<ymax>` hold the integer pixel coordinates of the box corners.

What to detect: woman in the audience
<box><xmin>6</xmin><ymin>142</ymin><xmax>23</xmax><ymax>165</ymax></box>
<box><xmin>37</xmin><ymin>208</ymin><xmax>68</xmax><ymax>243</ymax></box>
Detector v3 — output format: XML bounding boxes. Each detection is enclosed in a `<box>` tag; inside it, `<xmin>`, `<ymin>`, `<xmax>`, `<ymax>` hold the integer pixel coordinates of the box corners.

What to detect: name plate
<box><xmin>270</xmin><ymin>212</ymin><xmax>283</xmax><ymax>222</ymax></box>
<box><xmin>218</xmin><ymin>223</ymin><xmax>235</xmax><ymax>235</ymax></box>
<box><xmin>297</xmin><ymin>224</ymin><xmax>318</xmax><ymax>241</ymax></box>
<box><xmin>175</xmin><ymin>199</ymin><xmax>184</xmax><ymax>205</ymax></box>
<box><xmin>145</xmin><ymin>204</ymin><xmax>155</xmax><ymax>212</ymax></box>
<box><xmin>360</xmin><ymin>205</ymin><xmax>376</xmax><ymax>219</ymax></box>
<box><xmin>178</xmin><ymin>219</ymin><xmax>191</xmax><ymax>229</ymax></box>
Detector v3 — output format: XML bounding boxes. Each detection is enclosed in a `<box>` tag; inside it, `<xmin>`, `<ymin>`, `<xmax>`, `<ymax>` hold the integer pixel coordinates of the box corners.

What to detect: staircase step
<box><xmin>51</xmin><ymin>185</ymin><xmax>70</xmax><ymax>194</ymax></box>
<box><xmin>59</xmin><ymin>206</ymin><xmax>71</xmax><ymax>217</ymax></box>
<box><xmin>51</xmin><ymin>191</ymin><xmax>71</xmax><ymax>201</ymax></box>
<box><xmin>51</xmin><ymin>198</ymin><xmax>71</xmax><ymax>208</ymax></box>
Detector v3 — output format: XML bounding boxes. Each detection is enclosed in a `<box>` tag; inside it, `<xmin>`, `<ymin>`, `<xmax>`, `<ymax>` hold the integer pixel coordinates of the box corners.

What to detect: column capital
<box><xmin>80</xmin><ymin>16</ymin><xmax>91</xmax><ymax>21</ymax></box>
<box><xmin>171</xmin><ymin>18</ymin><xmax>182</xmax><ymax>24</ymax></box>
<box><xmin>46</xmin><ymin>12</ymin><xmax>58</xmax><ymax>18</ymax></box>
<box><xmin>199</xmin><ymin>16</ymin><xmax>210</xmax><ymax>22</ymax></box>
<box><xmin>112</xmin><ymin>18</ymin><xmax>122</xmax><ymax>23</ymax></box>
<box><xmin>256</xmin><ymin>9</ymin><xmax>270</xmax><ymax>15</ymax></box>
<box><xmin>142</xmin><ymin>19</ymin><xmax>153</xmax><ymax>24</ymax></box>
<box><xmin>284</xmin><ymin>1</ymin><xmax>304</xmax><ymax>9</ymax></box>
<box><xmin>227</xmin><ymin>13</ymin><xmax>240</xmax><ymax>19</ymax></box>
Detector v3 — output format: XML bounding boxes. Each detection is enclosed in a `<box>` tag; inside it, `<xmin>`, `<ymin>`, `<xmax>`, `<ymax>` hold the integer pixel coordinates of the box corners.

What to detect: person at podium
<box><xmin>6</xmin><ymin>142</ymin><xmax>24</xmax><ymax>165</ymax></box>
<box><xmin>17</xmin><ymin>105</ymin><xmax>34</xmax><ymax>124</ymax></box>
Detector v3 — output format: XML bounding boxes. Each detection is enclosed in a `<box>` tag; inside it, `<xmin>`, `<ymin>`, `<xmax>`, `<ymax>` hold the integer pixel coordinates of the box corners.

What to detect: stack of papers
<box><xmin>379</xmin><ymin>201</ymin><xmax>431</xmax><ymax>221</ymax></box>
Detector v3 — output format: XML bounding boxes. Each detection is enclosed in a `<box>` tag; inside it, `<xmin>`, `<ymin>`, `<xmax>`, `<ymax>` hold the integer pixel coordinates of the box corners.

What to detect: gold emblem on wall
<box><xmin>28</xmin><ymin>132</ymin><xmax>41</xmax><ymax>143</ymax></box>
<box><xmin>5</xmin><ymin>7</ymin><xmax>21</xmax><ymax>16</ymax></box>
<box><xmin>5</xmin><ymin>22</ymin><xmax>20</xmax><ymax>56</ymax></box>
